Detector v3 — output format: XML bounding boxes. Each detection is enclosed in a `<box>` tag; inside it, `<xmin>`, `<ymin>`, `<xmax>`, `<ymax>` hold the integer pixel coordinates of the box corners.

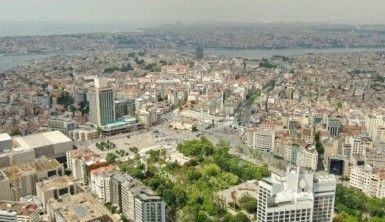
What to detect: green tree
<box><xmin>238</xmin><ymin>194</ymin><xmax>258</xmax><ymax>213</ymax></box>
<box><xmin>106</xmin><ymin>153</ymin><xmax>118</xmax><ymax>164</ymax></box>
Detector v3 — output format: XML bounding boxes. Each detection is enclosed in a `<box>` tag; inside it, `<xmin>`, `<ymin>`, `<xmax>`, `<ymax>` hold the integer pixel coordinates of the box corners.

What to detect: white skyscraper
<box><xmin>89</xmin><ymin>78</ymin><xmax>116</xmax><ymax>126</ymax></box>
<box><xmin>257</xmin><ymin>167</ymin><xmax>336</xmax><ymax>222</ymax></box>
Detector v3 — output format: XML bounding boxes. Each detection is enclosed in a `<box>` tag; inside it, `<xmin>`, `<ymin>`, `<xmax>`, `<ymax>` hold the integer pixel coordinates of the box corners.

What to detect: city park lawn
<box><xmin>118</xmin><ymin>137</ymin><xmax>270</xmax><ymax>222</ymax></box>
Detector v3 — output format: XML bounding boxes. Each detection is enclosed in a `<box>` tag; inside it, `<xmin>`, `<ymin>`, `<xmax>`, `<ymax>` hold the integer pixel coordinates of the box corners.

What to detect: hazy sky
<box><xmin>1</xmin><ymin>0</ymin><xmax>385</xmax><ymax>24</ymax></box>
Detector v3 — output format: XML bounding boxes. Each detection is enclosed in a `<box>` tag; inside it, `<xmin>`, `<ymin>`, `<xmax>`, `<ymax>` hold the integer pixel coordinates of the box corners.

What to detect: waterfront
<box><xmin>2</xmin><ymin>47</ymin><xmax>385</xmax><ymax>71</ymax></box>
<box><xmin>206</xmin><ymin>47</ymin><xmax>385</xmax><ymax>59</ymax></box>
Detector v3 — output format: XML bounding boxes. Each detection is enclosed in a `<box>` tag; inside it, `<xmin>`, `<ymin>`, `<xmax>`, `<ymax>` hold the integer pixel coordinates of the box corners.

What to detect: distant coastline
<box><xmin>1</xmin><ymin>47</ymin><xmax>385</xmax><ymax>72</ymax></box>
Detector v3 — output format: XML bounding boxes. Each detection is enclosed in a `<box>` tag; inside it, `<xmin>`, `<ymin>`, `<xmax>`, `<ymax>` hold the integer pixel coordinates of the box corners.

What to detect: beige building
<box><xmin>0</xmin><ymin>158</ymin><xmax>64</xmax><ymax>201</ymax></box>
<box><xmin>36</xmin><ymin>176</ymin><xmax>80</xmax><ymax>209</ymax></box>
<box><xmin>47</xmin><ymin>192</ymin><xmax>117</xmax><ymax>222</ymax></box>
<box><xmin>349</xmin><ymin>165</ymin><xmax>385</xmax><ymax>198</ymax></box>
<box><xmin>66</xmin><ymin>149</ymin><xmax>108</xmax><ymax>185</ymax></box>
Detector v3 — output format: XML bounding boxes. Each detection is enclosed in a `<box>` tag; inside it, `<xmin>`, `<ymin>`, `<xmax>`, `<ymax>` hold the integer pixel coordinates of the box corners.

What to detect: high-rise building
<box><xmin>257</xmin><ymin>167</ymin><xmax>336</xmax><ymax>222</ymax></box>
<box><xmin>195</xmin><ymin>47</ymin><xmax>204</xmax><ymax>59</ymax></box>
<box><xmin>134</xmin><ymin>193</ymin><xmax>166</xmax><ymax>222</ymax></box>
<box><xmin>111</xmin><ymin>172</ymin><xmax>132</xmax><ymax>212</ymax></box>
<box><xmin>89</xmin><ymin>78</ymin><xmax>116</xmax><ymax>126</ymax></box>
<box><xmin>111</xmin><ymin>172</ymin><xmax>166</xmax><ymax>222</ymax></box>
<box><xmin>312</xmin><ymin>174</ymin><xmax>337</xmax><ymax>222</ymax></box>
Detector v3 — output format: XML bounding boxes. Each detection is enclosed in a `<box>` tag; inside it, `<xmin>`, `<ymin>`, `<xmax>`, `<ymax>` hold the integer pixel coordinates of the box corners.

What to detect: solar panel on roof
<box><xmin>73</xmin><ymin>205</ymin><xmax>90</xmax><ymax>218</ymax></box>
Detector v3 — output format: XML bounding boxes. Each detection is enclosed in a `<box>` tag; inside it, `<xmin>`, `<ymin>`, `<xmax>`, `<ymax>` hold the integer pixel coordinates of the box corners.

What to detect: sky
<box><xmin>1</xmin><ymin>0</ymin><xmax>385</xmax><ymax>25</ymax></box>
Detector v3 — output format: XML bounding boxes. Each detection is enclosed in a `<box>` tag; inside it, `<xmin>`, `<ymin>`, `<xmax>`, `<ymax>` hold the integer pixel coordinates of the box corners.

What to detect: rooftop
<box><xmin>48</xmin><ymin>193</ymin><xmax>116</xmax><ymax>222</ymax></box>
<box><xmin>0</xmin><ymin>202</ymin><xmax>39</xmax><ymax>216</ymax></box>
<box><xmin>0</xmin><ymin>133</ymin><xmax>11</xmax><ymax>141</ymax></box>
<box><xmin>1</xmin><ymin>158</ymin><xmax>61</xmax><ymax>179</ymax></box>
<box><xmin>36</xmin><ymin>176</ymin><xmax>74</xmax><ymax>191</ymax></box>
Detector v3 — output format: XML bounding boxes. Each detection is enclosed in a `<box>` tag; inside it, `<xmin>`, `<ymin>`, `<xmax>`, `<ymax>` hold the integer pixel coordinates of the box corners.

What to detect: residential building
<box><xmin>286</xmin><ymin>145</ymin><xmax>318</xmax><ymax>171</ymax></box>
<box><xmin>365</xmin><ymin>114</ymin><xmax>384</xmax><ymax>139</ymax></box>
<box><xmin>0</xmin><ymin>201</ymin><xmax>40</xmax><ymax>222</ymax></box>
<box><xmin>66</xmin><ymin>149</ymin><xmax>108</xmax><ymax>185</ymax></box>
<box><xmin>348</xmin><ymin>135</ymin><xmax>372</xmax><ymax>157</ymax></box>
<box><xmin>247</xmin><ymin>128</ymin><xmax>275</xmax><ymax>152</ymax></box>
<box><xmin>349</xmin><ymin>165</ymin><xmax>385</xmax><ymax>198</ymax></box>
<box><xmin>111</xmin><ymin>172</ymin><xmax>165</xmax><ymax>221</ymax></box>
<box><xmin>90</xmin><ymin>165</ymin><xmax>116</xmax><ymax>202</ymax></box>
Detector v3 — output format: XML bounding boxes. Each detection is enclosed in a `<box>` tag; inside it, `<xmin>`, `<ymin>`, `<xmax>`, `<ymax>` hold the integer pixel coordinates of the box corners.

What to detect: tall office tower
<box><xmin>257</xmin><ymin>167</ymin><xmax>336</xmax><ymax>222</ymax></box>
<box><xmin>312</xmin><ymin>174</ymin><xmax>337</xmax><ymax>222</ymax></box>
<box><xmin>195</xmin><ymin>46</ymin><xmax>204</xmax><ymax>59</ymax></box>
<box><xmin>327</xmin><ymin>117</ymin><xmax>341</xmax><ymax>137</ymax></box>
<box><xmin>89</xmin><ymin>78</ymin><xmax>116</xmax><ymax>126</ymax></box>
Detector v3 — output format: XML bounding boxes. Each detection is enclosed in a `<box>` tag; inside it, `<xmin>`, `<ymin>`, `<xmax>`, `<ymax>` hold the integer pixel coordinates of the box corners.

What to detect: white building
<box><xmin>286</xmin><ymin>145</ymin><xmax>318</xmax><ymax>171</ymax></box>
<box><xmin>0</xmin><ymin>133</ymin><xmax>12</xmax><ymax>152</ymax></box>
<box><xmin>365</xmin><ymin>114</ymin><xmax>384</xmax><ymax>141</ymax></box>
<box><xmin>257</xmin><ymin>167</ymin><xmax>336</xmax><ymax>222</ymax></box>
<box><xmin>0</xmin><ymin>202</ymin><xmax>40</xmax><ymax>222</ymax></box>
<box><xmin>247</xmin><ymin>128</ymin><xmax>275</xmax><ymax>152</ymax></box>
<box><xmin>349</xmin><ymin>165</ymin><xmax>385</xmax><ymax>198</ymax></box>
<box><xmin>348</xmin><ymin>135</ymin><xmax>372</xmax><ymax>157</ymax></box>
<box><xmin>90</xmin><ymin>165</ymin><xmax>116</xmax><ymax>202</ymax></box>
<box><xmin>0</xmin><ymin>131</ymin><xmax>73</xmax><ymax>168</ymax></box>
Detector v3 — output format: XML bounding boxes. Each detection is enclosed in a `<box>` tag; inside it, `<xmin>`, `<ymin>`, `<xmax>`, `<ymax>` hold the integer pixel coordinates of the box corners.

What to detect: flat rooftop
<box><xmin>0</xmin><ymin>133</ymin><xmax>11</xmax><ymax>141</ymax></box>
<box><xmin>0</xmin><ymin>202</ymin><xmax>39</xmax><ymax>216</ymax></box>
<box><xmin>48</xmin><ymin>193</ymin><xmax>116</xmax><ymax>222</ymax></box>
<box><xmin>36</xmin><ymin>176</ymin><xmax>73</xmax><ymax>191</ymax></box>
<box><xmin>13</xmin><ymin>131</ymin><xmax>72</xmax><ymax>151</ymax></box>
<box><xmin>1</xmin><ymin>158</ymin><xmax>61</xmax><ymax>179</ymax></box>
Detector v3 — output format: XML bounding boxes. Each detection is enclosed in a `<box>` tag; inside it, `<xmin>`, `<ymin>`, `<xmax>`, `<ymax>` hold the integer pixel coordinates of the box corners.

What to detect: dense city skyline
<box><xmin>1</xmin><ymin>0</ymin><xmax>385</xmax><ymax>24</ymax></box>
